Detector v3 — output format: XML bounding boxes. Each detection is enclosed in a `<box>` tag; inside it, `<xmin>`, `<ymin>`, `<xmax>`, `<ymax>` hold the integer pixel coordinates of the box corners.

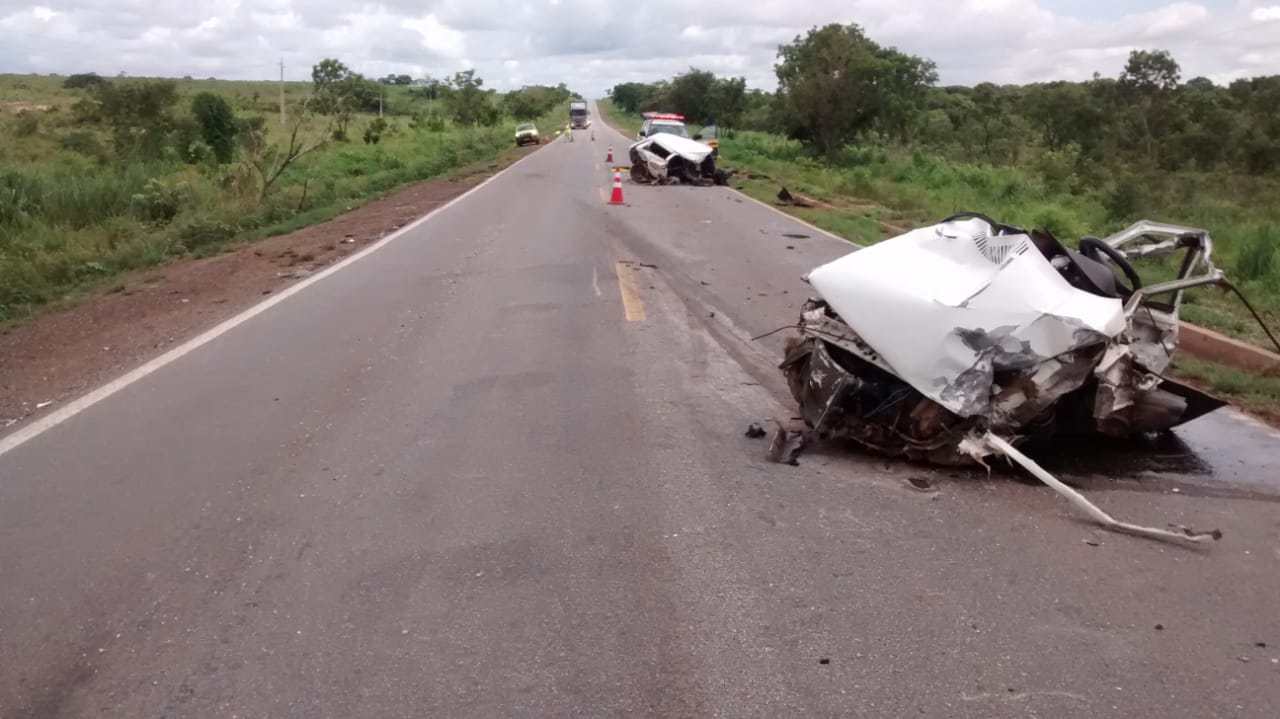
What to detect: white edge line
<box><xmin>588</xmin><ymin>100</ymin><xmax>858</xmax><ymax>248</ymax></box>
<box><xmin>0</xmin><ymin>148</ymin><xmax>544</xmax><ymax>459</ymax></box>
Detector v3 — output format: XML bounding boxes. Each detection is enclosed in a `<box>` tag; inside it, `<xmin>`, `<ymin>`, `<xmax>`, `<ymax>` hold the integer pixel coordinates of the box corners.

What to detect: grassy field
<box><xmin>599</xmin><ymin>99</ymin><xmax>1280</xmax><ymax>417</ymax></box>
<box><xmin>0</xmin><ymin>73</ymin><xmax>428</xmax><ymax>118</ymax></box>
<box><xmin>0</xmin><ymin>73</ymin><xmax>565</xmax><ymax>323</ymax></box>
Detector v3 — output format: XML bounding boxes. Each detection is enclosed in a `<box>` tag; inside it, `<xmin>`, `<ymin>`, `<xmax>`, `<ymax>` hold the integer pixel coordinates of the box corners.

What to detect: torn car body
<box><xmin>781</xmin><ymin>214</ymin><xmax>1228</xmax><ymax>465</ymax></box>
<box><xmin>628</xmin><ymin>133</ymin><xmax>731</xmax><ymax>186</ymax></box>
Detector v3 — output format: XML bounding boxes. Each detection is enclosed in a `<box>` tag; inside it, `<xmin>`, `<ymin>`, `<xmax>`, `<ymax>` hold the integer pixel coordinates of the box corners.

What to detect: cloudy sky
<box><xmin>1</xmin><ymin>0</ymin><xmax>1277</xmax><ymax>94</ymax></box>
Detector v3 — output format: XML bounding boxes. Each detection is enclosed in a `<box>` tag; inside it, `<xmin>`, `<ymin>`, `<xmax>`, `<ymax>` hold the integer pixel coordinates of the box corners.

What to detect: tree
<box><xmin>609</xmin><ymin>82</ymin><xmax>660</xmax><ymax>113</ymax></box>
<box><xmin>443</xmin><ymin>70</ymin><xmax>499</xmax><ymax>126</ymax></box>
<box><xmin>503</xmin><ymin>84</ymin><xmax>571</xmax><ymax>120</ymax></box>
<box><xmin>63</xmin><ymin>72</ymin><xmax>107</xmax><ymax>89</ymax></box>
<box><xmin>191</xmin><ymin>92</ymin><xmax>238</xmax><ymax>163</ymax></box>
<box><xmin>873</xmin><ymin>45</ymin><xmax>940</xmax><ymax>142</ymax></box>
<box><xmin>666</xmin><ymin>68</ymin><xmax>717</xmax><ymax>122</ymax></box>
<box><xmin>1023</xmin><ymin>82</ymin><xmax>1104</xmax><ymax>154</ymax></box>
<box><xmin>774</xmin><ymin>23</ymin><xmax>936</xmax><ymax>157</ymax></box>
<box><xmin>312</xmin><ymin>58</ymin><xmax>350</xmax><ymax>89</ymax></box>
<box><xmin>1119</xmin><ymin>49</ymin><xmax>1181</xmax><ymax>94</ymax></box>
<box><xmin>709</xmin><ymin>76</ymin><xmax>747</xmax><ymax>129</ymax></box>
<box><xmin>1117</xmin><ymin>49</ymin><xmax>1182</xmax><ymax>165</ymax></box>
<box><xmin>411</xmin><ymin>75</ymin><xmax>445</xmax><ymax>100</ymax></box>
<box><xmin>310</xmin><ymin>58</ymin><xmax>380</xmax><ymax>139</ymax></box>
<box><xmin>82</xmin><ymin>80</ymin><xmax>180</xmax><ymax>158</ymax></box>
<box><xmin>240</xmin><ymin>104</ymin><xmax>329</xmax><ymax>200</ymax></box>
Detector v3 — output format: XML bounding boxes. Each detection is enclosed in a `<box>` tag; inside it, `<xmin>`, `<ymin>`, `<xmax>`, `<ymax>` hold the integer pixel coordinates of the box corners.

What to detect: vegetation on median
<box><xmin>0</xmin><ymin>67</ymin><xmax>576</xmax><ymax>323</ymax></box>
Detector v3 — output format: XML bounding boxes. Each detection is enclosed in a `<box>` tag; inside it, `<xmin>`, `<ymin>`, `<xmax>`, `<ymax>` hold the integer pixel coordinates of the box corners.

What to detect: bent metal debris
<box><xmin>778</xmin><ymin>213</ymin><xmax>1266</xmax><ymax>544</ymax></box>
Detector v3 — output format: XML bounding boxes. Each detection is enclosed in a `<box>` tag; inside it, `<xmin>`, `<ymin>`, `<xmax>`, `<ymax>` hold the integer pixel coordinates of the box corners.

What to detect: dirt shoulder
<box><xmin>0</xmin><ymin>145</ymin><xmax>541</xmax><ymax>427</ymax></box>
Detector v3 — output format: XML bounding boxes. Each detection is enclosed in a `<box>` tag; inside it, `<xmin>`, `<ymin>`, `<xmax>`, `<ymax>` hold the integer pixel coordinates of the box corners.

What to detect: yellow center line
<box><xmin>614</xmin><ymin>261</ymin><xmax>647</xmax><ymax>322</ymax></box>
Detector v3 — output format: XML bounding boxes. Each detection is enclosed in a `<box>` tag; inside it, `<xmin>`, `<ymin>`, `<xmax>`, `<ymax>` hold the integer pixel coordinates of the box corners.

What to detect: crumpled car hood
<box><xmin>630</xmin><ymin>133</ymin><xmax>715</xmax><ymax>163</ymax></box>
<box><xmin>806</xmin><ymin>217</ymin><xmax>1126</xmax><ymax>418</ymax></box>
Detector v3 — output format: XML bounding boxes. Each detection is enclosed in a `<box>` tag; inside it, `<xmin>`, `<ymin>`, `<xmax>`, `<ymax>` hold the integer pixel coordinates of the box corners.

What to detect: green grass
<box><xmin>1</xmin><ymin>73</ymin><xmax>565</xmax><ymax>323</ymax></box>
<box><xmin>1171</xmin><ymin>356</ymin><xmax>1280</xmax><ymax>421</ymax></box>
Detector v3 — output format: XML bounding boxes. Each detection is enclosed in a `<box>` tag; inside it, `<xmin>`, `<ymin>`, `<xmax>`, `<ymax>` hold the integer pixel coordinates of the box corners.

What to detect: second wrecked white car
<box><xmin>628</xmin><ymin>133</ymin><xmax>731</xmax><ymax>186</ymax></box>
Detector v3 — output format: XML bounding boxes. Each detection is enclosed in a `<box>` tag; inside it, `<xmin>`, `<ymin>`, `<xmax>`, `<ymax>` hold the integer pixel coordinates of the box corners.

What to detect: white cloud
<box><xmin>1251</xmin><ymin>6</ymin><xmax>1280</xmax><ymax>22</ymax></box>
<box><xmin>1138</xmin><ymin>2</ymin><xmax>1208</xmax><ymax>38</ymax></box>
<box><xmin>402</xmin><ymin>13</ymin><xmax>467</xmax><ymax>59</ymax></box>
<box><xmin>0</xmin><ymin>0</ymin><xmax>1275</xmax><ymax>95</ymax></box>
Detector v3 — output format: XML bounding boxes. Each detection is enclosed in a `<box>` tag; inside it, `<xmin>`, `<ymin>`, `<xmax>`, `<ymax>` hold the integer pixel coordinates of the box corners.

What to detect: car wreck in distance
<box><xmin>778</xmin><ymin>213</ymin><xmax>1269</xmax><ymax>543</ymax></box>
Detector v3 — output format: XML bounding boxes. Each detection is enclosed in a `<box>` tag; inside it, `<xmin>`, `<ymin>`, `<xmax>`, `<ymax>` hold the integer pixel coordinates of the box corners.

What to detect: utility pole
<box><xmin>378</xmin><ymin>88</ymin><xmax>384</xmax><ymax>118</ymax></box>
<box><xmin>279</xmin><ymin>58</ymin><xmax>286</xmax><ymax>126</ymax></box>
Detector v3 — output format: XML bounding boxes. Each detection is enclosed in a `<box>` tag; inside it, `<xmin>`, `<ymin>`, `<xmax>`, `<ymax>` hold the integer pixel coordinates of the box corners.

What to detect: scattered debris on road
<box><xmin>35</xmin><ymin>400</ymin><xmax>54</xmax><ymax>409</ymax></box>
<box><xmin>776</xmin><ymin>214</ymin><xmax>1279</xmax><ymax>544</ymax></box>
<box><xmin>745</xmin><ymin>423</ymin><xmax>768</xmax><ymax>439</ymax></box>
<box><xmin>776</xmin><ymin>188</ymin><xmax>833</xmax><ymax>209</ymax></box>
<box><xmin>906</xmin><ymin>476</ymin><xmax>935</xmax><ymax>492</ymax></box>
<box><xmin>766</xmin><ymin>420</ymin><xmax>807</xmax><ymax>466</ymax></box>
<box><xmin>628</xmin><ymin>134</ymin><xmax>732</xmax><ymax>186</ymax></box>
<box><xmin>782</xmin><ymin>233</ymin><xmax>811</xmax><ymax>239</ymax></box>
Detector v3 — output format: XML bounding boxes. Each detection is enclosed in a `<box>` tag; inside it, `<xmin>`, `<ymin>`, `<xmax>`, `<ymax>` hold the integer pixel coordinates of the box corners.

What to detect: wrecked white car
<box><xmin>628</xmin><ymin>133</ymin><xmax>731</xmax><ymax>186</ymax></box>
<box><xmin>778</xmin><ymin>213</ymin><xmax>1276</xmax><ymax>543</ymax></box>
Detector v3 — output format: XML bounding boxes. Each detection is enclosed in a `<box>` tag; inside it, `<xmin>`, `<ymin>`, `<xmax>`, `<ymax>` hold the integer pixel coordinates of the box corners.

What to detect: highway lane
<box><xmin>1</xmin><ymin>109</ymin><xmax>1279</xmax><ymax>717</ymax></box>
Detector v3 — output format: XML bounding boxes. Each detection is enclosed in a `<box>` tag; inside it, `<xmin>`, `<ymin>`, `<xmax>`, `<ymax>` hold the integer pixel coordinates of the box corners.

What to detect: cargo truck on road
<box><xmin>569</xmin><ymin>101</ymin><xmax>590</xmax><ymax>129</ymax></box>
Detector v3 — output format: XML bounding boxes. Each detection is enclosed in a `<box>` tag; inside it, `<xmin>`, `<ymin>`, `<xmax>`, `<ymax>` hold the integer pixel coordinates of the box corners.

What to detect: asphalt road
<box><xmin>2</xmin><ymin>105</ymin><xmax>1279</xmax><ymax>718</ymax></box>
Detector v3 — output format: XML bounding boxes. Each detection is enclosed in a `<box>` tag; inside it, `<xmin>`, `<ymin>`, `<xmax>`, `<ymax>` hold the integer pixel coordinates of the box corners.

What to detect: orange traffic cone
<box><xmin>608</xmin><ymin>171</ymin><xmax>625</xmax><ymax>205</ymax></box>
<box><xmin>606</xmin><ymin>147</ymin><xmax>613</xmax><ymax>163</ymax></box>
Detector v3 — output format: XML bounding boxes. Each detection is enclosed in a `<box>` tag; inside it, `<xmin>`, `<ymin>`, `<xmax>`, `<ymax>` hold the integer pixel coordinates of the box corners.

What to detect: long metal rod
<box><xmin>983</xmin><ymin>432</ymin><xmax>1220</xmax><ymax>545</ymax></box>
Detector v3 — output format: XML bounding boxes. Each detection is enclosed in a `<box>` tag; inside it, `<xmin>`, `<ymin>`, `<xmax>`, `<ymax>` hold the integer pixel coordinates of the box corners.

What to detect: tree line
<box><xmin>58</xmin><ymin>61</ymin><xmax>574</xmax><ymax>165</ymax></box>
<box><xmin>609</xmin><ymin>23</ymin><xmax>1280</xmax><ymax>175</ymax></box>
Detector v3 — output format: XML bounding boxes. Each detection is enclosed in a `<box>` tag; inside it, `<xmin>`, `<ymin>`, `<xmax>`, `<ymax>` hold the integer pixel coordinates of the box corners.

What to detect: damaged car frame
<box><xmin>780</xmin><ymin>213</ymin><xmax>1269</xmax><ymax>544</ymax></box>
<box><xmin>628</xmin><ymin>133</ymin><xmax>732</xmax><ymax>186</ymax></box>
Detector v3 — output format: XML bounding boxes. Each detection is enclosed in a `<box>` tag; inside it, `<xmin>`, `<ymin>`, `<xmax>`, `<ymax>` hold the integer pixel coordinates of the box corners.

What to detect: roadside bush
<box><xmin>191</xmin><ymin>92</ymin><xmax>238</xmax><ymax>162</ymax></box>
<box><xmin>1025</xmin><ymin>203</ymin><xmax>1084</xmax><ymax>239</ymax></box>
<box><xmin>363</xmin><ymin>117</ymin><xmax>388</xmax><ymax>144</ymax></box>
<box><xmin>1103</xmin><ymin>177</ymin><xmax>1144</xmax><ymax>222</ymax></box>
<box><xmin>63</xmin><ymin>73</ymin><xmax>107</xmax><ymax>90</ymax></box>
<box><xmin>1031</xmin><ymin>143</ymin><xmax>1082</xmax><ymax>194</ymax></box>
<box><xmin>88</xmin><ymin>79</ymin><xmax>180</xmax><ymax>159</ymax></box>
<box><xmin>13</xmin><ymin>112</ymin><xmax>40</xmax><ymax>137</ymax></box>
<box><xmin>423</xmin><ymin>111</ymin><xmax>446</xmax><ymax>132</ymax></box>
<box><xmin>185</xmin><ymin>139</ymin><xmax>215</xmax><ymax>164</ymax></box>
<box><xmin>177</xmin><ymin>216</ymin><xmax>239</xmax><ymax>249</ymax></box>
<box><xmin>129</xmin><ymin>178</ymin><xmax>190</xmax><ymax>224</ymax></box>
<box><xmin>0</xmin><ymin>170</ymin><xmax>42</xmax><ymax>226</ymax></box>
<box><xmin>59</xmin><ymin>130</ymin><xmax>109</xmax><ymax>162</ymax></box>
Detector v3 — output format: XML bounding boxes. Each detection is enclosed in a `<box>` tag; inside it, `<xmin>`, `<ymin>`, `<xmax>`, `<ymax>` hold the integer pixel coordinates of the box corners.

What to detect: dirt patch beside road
<box><xmin>0</xmin><ymin>145</ymin><xmax>540</xmax><ymax>427</ymax></box>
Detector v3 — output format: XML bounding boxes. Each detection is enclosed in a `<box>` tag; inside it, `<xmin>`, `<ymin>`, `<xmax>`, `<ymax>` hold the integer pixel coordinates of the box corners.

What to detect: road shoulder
<box><xmin>0</xmin><ymin>145</ymin><xmax>544</xmax><ymax>430</ymax></box>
